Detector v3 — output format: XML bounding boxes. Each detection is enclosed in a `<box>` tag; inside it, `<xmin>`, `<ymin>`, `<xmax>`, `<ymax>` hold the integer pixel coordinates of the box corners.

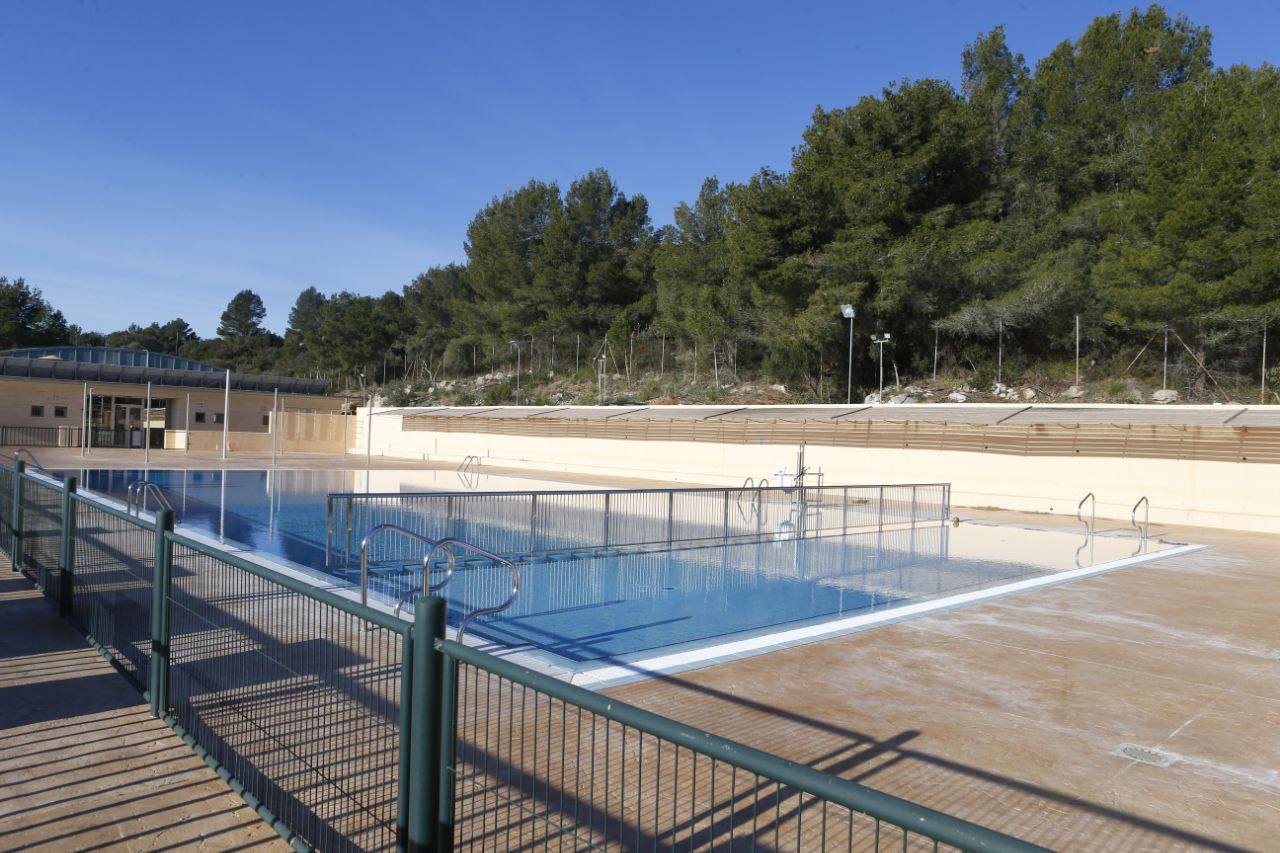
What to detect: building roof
<box><xmin>0</xmin><ymin>350</ymin><xmax>329</xmax><ymax>395</ymax></box>
<box><xmin>1</xmin><ymin>345</ymin><xmax>223</xmax><ymax>373</ymax></box>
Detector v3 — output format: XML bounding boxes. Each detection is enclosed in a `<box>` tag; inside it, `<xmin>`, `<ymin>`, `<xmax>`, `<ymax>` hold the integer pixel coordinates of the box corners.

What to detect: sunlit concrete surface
<box><xmin>0</xmin><ymin>571</ymin><xmax>287</xmax><ymax>851</ymax></box>
<box><xmin>608</xmin><ymin>510</ymin><xmax>1279</xmax><ymax>850</ymax></box>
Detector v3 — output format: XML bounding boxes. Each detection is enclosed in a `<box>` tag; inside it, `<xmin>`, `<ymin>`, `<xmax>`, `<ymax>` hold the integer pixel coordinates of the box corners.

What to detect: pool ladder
<box><xmin>457</xmin><ymin>455</ymin><xmax>482</xmax><ymax>489</ymax></box>
<box><xmin>11</xmin><ymin>449</ymin><xmax>46</xmax><ymax>471</ymax></box>
<box><xmin>358</xmin><ymin>523</ymin><xmax>520</xmax><ymax>642</ymax></box>
<box><xmin>126</xmin><ymin>480</ymin><xmax>174</xmax><ymax>517</ymax></box>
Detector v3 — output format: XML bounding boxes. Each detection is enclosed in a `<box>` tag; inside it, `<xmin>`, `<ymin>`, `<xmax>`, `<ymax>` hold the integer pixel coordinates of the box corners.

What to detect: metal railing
<box><xmin>0</xmin><ymin>458</ymin><xmax>1037</xmax><ymax>852</ymax></box>
<box><xmin>427</xmin><ymin>604</ymin><xmax>1045</xmax><ymax>853</ymax></box>
<box><xmin>0</xmin><ymin>425</ymin><xmax>82</xmax><ymax>448</ymax></box>
<box><xmin>328</xmin><ymin>482</ymin><xmax>951</xmax><ymax>570</ymax></box>
<box><xmin>125</xmin><ymin>480</ymin><xmax>174</xmax><ymax>516</ymax></box>
<box><xmin>12</xmin><ymin>447</ymin><xmax>46</xmax><ymax>469</ymax></box>
<box><xmin>1077</xmin><ymin>492</ymin><xmax>1096</xmax><ymax>536</ymax></box>
<box><xmin>1132</xmin><ymin>496</ymin><xmax>1150</xmax><ymax>539</ymax></box>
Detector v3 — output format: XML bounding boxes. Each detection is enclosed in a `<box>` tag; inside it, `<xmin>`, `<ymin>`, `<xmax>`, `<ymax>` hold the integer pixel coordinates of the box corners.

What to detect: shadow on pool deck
<box><xmin>608</xmin><ymin>512</ymin><xmax>1278</xmax><ymax>851</ymax></box>
<box><xmin>0</xmin><ymin>573</ymin><xmax>287</xmax><ymax>851</ymax></box>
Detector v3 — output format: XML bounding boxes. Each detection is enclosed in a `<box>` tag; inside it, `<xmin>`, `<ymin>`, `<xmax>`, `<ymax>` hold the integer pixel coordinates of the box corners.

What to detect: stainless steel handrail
<box><xmin>1131</xmin><ymin>496</ymin><xmax>1150</xmax><ymax>539</ymax></box>
<box><xmin>125</xmin><ymin>481</ymin><xmax>173</xmax><ymax>516</ymax></box>
<box><xmin>457</xmin><ymin>455</ymin><xmax>481</xmax><ymax>489</ymax></box>
<box><xmin>359</xmin><ymin>523</ymin><xmax>440</xmax><ymax>608</ymax></box>
<box><xmin>11</xmin><ymin>449</ymin><xmax>45</xmax><ymax>470</ymax></box>
<box><xmin>422</xmin><ymin>537</ymin><xmax>520</xmax><ymax>644</ymax></box>
<box><xmin>1077</xmin><ymin>492</ymin><xmax>1096</xmax><ymax>536</ymax></box>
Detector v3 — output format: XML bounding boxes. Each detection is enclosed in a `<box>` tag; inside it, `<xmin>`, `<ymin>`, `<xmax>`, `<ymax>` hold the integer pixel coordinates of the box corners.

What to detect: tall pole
<box><xmin>1070</xmin><ymin>313</ymin><xmax>1080</xmax><ymax>386</ymax></box>
<box><xmin>1162</xmin><ymin>328</ymin><xmax>1169</xmax><ymax>390</ymax></box>
<box><xmin>997</xmin><ymin>320</ymin><xmax>1004</xmax><ymax>386</ymax></box>
<box><xmin>184</xmin><ymin>393</ymin><xmax>190</xmax><ymax>454</ymax></box>
<box><xmin>221</xmin><ymin>369</ymin><xmax>230</xmax><ymax>461</ymax></box>
<box><xmin>932</xmin><ymin>328</ymin><xmax>939</xmax><ymax>380</ymax></box>
<box><xmin>144</xmin><ymin>381</ymin><xmax>152</xmax><ymax>465</ymax></box>
<box><xmin>515</xmin><ymin>344</ymin><xmax>521</xmax><ymax>404</ymax></box>
<box><xmin>271</xmin><ymin>388</ymin><xmax>279</xmax><ymax>467</ymax></box>
<box><xmin>846</xmin><ymin>319</ymin><xmax>854</xmax><ymax>405</ymax></box>
<box><xmin>877</xmin><ymin>340</ymin><xmax>885</xmax><ymax>400</ymax></box>
<box><xmin>1262</xmin><ymin>322</ymin><xmax>1269</xmax><ymax>404</ymax></box>
<box><xmin>86</xmin><ymin>386</ymin><xmax>93</xmax><ymax>455</ymax></box>
<box><xmin>365</xmin><ymin>395</ymin><xmax>373</xmax><ymax>469</ymax></box>
<box><xmin>576</xmin><ymin>334</ymin><xmax>580</xmax><ymax>371</ymax></box>
<box><xmin>659</xmin><ymin>334</ymin><xmax>666</xmax><ymax>380</ymax></box>
<box><xmin>81</xmin><ymin>381</ymin><xmax>88</xmax><ymax>455</ymax></box>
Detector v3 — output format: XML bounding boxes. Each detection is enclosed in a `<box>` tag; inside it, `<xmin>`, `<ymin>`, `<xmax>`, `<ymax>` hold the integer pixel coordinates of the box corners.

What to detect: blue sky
<box><xmin>2</xmin><ymin>1</ymin><xmax>1276</xmax><ymax>337</ymax></box>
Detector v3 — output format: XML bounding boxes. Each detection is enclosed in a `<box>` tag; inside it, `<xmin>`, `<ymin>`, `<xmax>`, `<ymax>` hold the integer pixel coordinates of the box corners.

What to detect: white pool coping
<box><xmin>547</xmin><ymin>539</ymin><xmax>1207</xmax><ymax>690</ymax></box>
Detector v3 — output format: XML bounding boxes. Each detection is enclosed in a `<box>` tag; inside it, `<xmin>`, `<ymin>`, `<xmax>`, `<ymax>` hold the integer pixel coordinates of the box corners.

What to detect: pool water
<box><xmin>67</xmin><ymin>468</ymin><xmax>1179</xmax><ymax>668</ymax></box>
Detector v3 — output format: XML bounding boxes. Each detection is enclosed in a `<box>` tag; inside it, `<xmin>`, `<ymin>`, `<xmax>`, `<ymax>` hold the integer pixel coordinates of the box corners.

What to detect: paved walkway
<box><xmin>0</xmin><ymin>571</ymin><xmax>285</xmax><ymax>851</ymax></box>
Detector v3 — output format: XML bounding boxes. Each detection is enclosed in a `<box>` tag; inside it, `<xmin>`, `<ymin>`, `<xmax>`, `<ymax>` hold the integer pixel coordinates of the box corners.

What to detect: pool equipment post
<box><xmin>221</xmin><ymin>369</ymin><xmax>230</xmax><ymax>460</ymax></box>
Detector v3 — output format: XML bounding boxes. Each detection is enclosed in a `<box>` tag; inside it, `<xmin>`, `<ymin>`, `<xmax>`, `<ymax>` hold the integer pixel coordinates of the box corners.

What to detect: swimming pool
<box><xmin>65</xmin><ymin>468</ymin><xmax>1194</xmax><ymax>683</ymax></box>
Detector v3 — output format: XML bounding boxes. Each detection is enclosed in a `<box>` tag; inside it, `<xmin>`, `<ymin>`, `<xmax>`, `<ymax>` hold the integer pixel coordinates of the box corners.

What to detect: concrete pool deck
<box><xmin>607</xmin><ymin>510</ymin><xmax>1279</xmax><ymax>850</ymax></box>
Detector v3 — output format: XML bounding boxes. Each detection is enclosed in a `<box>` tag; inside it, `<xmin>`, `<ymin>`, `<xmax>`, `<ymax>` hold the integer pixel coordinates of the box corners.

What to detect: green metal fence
<box><xmin>0</xmin><ymin>458</ymin><xmax>1044</xmax><ymax>853</ymax></box>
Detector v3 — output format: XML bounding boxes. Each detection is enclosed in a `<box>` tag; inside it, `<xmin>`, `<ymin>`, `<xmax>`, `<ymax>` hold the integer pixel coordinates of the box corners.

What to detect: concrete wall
<box><xmin>354</xmin><ymin>407</ymin><xmax>1279</xmax><ymax>534</ymax></box>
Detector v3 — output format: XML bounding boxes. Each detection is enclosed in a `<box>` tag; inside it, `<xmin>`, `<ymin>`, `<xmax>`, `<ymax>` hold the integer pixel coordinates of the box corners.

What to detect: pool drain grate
<box><xmin>1114</xmin><ymin>743</ymin><xmax>1178</xmax><ymax>767</ymax></box>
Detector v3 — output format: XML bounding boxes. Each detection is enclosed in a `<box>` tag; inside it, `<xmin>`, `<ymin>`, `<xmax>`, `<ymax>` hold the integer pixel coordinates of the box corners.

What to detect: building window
<box><xmin>194</xmin><ymin>412</ymin><xmax>207</xmax><ymax>423</ymax></box>
<box><xmin>30</xmin><ymin>405</ymin><xmax>44</xmax><ymax>417</ymax></box>
<box><xmin>54</xmin><ymin>406</ymin><xmax>67</xmax><ymax>418</ymax></box>
<box><xmin>214</xmin><ymin>413</ymin><xmax>225</xmax><ymax>424</ymax></box>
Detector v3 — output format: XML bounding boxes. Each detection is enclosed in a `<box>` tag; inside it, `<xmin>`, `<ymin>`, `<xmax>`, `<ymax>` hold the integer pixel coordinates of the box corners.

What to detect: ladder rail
<box><xmin>125</xmin><ymin>480</ymin><xmax>174</xmax><ymax>516</ymax></box>
<box><xmin>11</xmin><ymin>449</ymin><xmax>45</xmax><ymax>471</ymax></box>
<box><xmin>1131</xmin><ymin>496</ymin><xmax>1150</xmax><ymax>540</ymax></box>
<box><xmin>1077</xmin><ymin>492</ymin><xmax>1096</xmax><ymax>536</ymax></box>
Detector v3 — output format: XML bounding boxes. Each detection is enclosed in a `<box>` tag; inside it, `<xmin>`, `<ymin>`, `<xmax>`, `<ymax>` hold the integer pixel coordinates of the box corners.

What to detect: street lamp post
<box><xmin>840</xmin><ymin>304</ymin><xmax>856</xmax><ymax>405</ymax></box>
<box><xmin>872</xmin><ymin>333</ymin><xmax>891</xmax><ymax>402</ymax></box>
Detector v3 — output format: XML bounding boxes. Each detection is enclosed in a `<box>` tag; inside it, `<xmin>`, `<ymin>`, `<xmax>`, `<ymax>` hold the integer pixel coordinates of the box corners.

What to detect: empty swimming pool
<box><xmin>65</xmin><ymin>467</ymin><xmax>1195</xmax><ymax>682</ymax></box>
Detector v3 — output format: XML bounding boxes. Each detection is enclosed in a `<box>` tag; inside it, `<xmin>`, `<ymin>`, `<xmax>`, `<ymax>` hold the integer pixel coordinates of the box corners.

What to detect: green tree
<box><xmin>0</xmin><ymin>277</ymin><xmax>71</xmax><ymax>348</ymax></box>
<box><xmin>217</xmin><ymin>289</ymin><xmax>268</xmax><ymax>338</ymax></box>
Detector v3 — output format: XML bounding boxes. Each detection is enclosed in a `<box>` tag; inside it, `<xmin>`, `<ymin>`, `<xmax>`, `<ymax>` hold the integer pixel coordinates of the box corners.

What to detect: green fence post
<box><xmin>435</xmin><ymin>649</ymin><xmax>458</xmax><ymax>853</ymax></box>
<box><xmin>408</xmin><ymin>595</ymin><xmax>446</xmax><ymax>852</ymax></box>
<box><xmin>148</xmin><ymin>509</ymin><xmax>175</xmax><ymax>718</ymax></box>
<box><xmin>396</xmin><ymin>628</ymin><xmax>414</xmax><ymax>852</ymax></box>
<box><xmin>11</xmin><ymin>460</ymin><xmax>25</xmax><ymax>571</ymax></box>
<box><xmin>58</xmin><ymin>476</ymin><xmax>77</xmax><ymax>617</ymax></box>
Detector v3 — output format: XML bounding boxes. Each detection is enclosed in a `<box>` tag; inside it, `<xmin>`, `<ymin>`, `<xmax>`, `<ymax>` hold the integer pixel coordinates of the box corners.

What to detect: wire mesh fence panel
<box><xmin>166</xmin><ymin>538</ymin><xmax>408</xmax><ymax>852</ymax></box>
<box><xmin>444</xmin><ymin>652</ymin><xmax>970</xmax><ymax>852</ymax></box>
<box><xmin>0</xmin><ymin>466</ymin><xmax>12</xmax><ymax>561</ymax></box>
<box><xmin>20</xmin><ymin>475</ymin><xmax>64</xmax><ymax>599</ymax></box>
<box><xmin>0</xmin><ymin>425</ymin><xmax>82</xmax><ymax>447</ymax></box>
<box><xmin>333</xmin><ymin>484</ymin><xmax>952</xmax><ymax>572</ymax></box>
<box><xmin>69</xmin><ymin>497</ymin><xmax>155</xmax><ymax>689</ymax></box>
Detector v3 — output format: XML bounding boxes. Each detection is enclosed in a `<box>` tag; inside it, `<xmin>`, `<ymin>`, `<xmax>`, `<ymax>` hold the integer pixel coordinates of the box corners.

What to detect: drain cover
<box><xmin>1115</xmin><ymin>743</ymin><xmax>1178</xmax><ymax>767</ymax></box>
